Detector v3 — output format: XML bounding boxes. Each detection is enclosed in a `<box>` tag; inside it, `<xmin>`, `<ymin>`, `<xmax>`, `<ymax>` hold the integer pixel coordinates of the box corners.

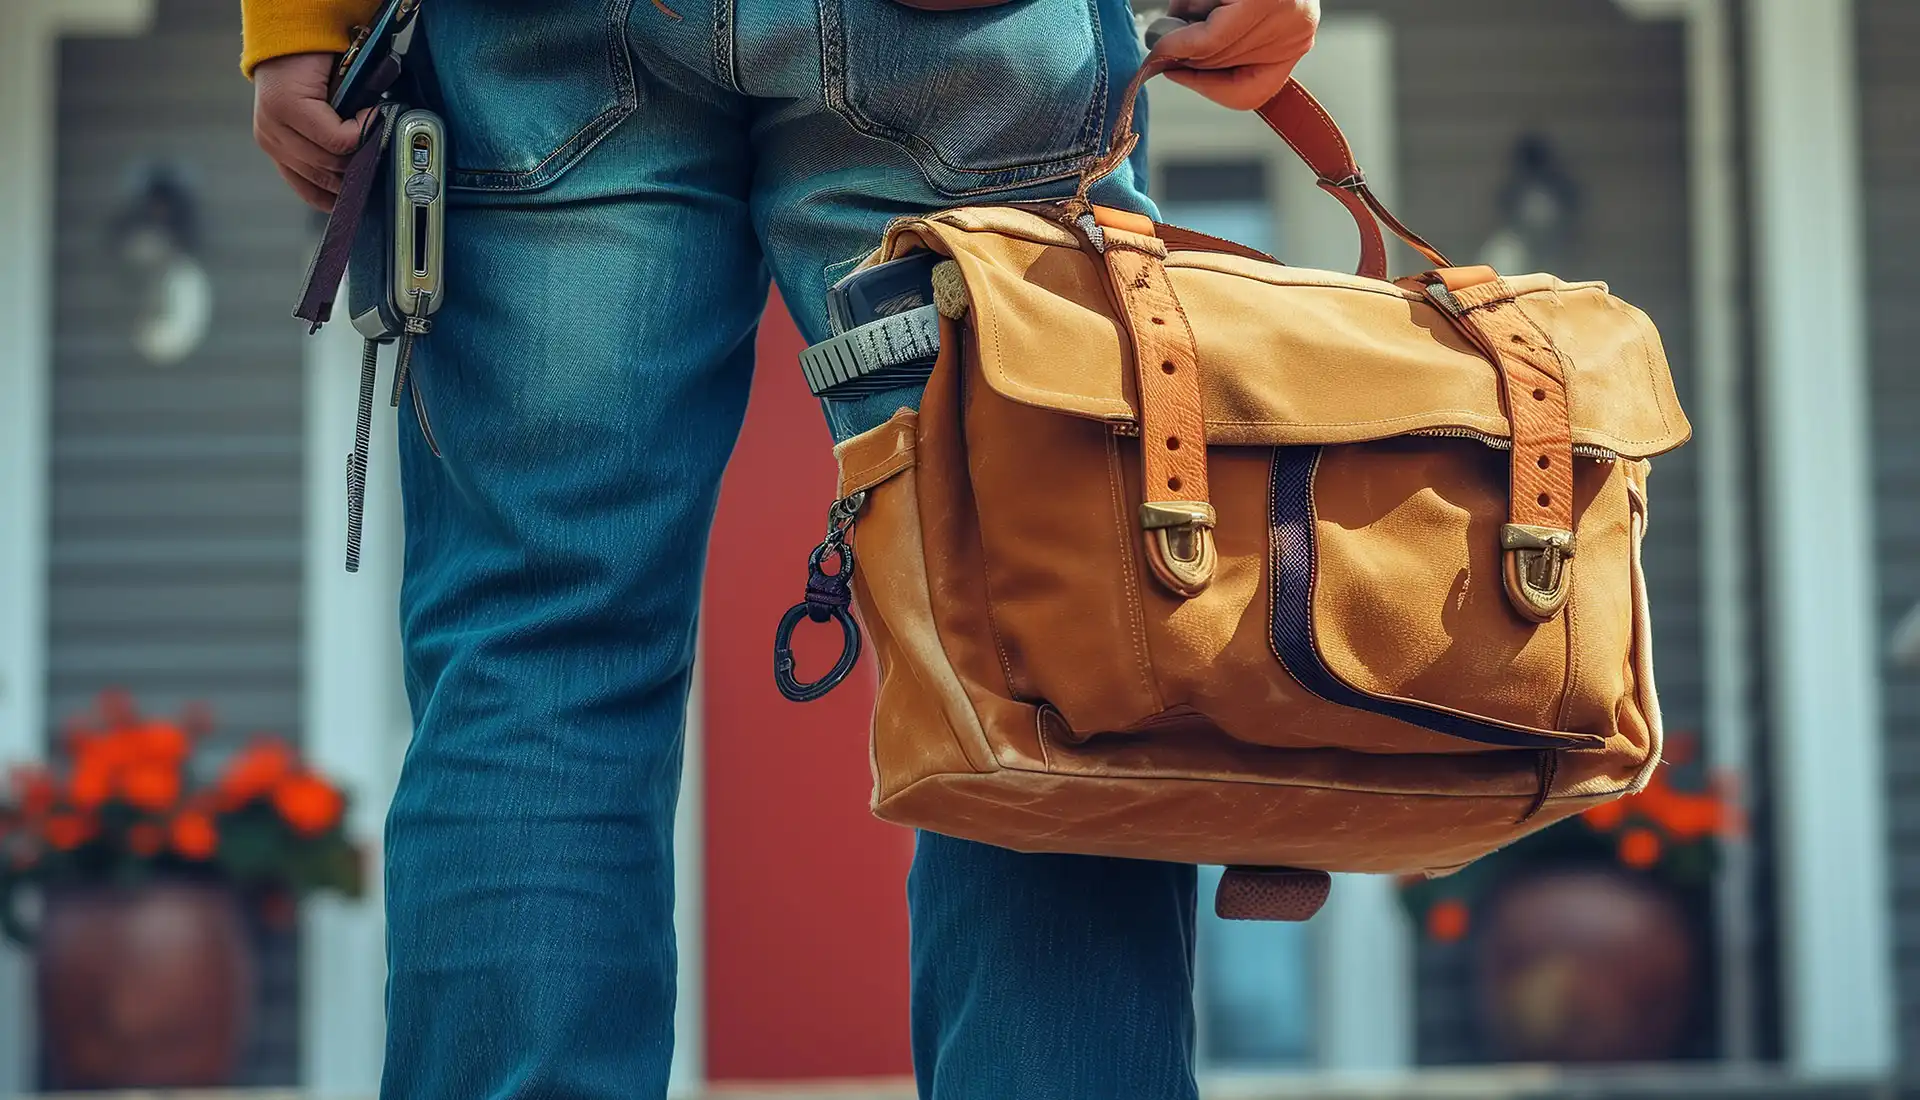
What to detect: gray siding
<box><xmin>1328</xmin><ymin>0</ymin><xmax>1720</xmax><ymax>1063</ymax></box>
<box><xmin>50</xmin><ymin>0</ymin><xmax>310</xmax><ymax>1085</ymax></box>
<box><xmin>1858</xmin><ymin>0</ymin><xmax>1920</xmax><ymax>1069</ymax></box>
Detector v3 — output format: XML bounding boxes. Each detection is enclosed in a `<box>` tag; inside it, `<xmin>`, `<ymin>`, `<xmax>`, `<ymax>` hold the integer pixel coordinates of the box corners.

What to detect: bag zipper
<box><xmin>1107</xmin><ymin>420</ymin><xmax>1619</xmax><ymax>461</ymax></box>
<box><xmin>1410</xmin><ymin>425</ymin><xmax>1620</xmax><ymax>462</ymax></box>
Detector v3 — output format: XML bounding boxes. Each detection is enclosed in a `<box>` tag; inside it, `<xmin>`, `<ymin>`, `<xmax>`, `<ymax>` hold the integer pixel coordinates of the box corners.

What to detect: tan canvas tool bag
<box><xmin>783</xmin><ymin>58</ymin><xmax>1692</xmax><ymax>920</ymax></box>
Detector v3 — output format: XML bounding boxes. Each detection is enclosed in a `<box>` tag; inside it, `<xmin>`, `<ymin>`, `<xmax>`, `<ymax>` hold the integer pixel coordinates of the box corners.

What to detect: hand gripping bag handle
<box><xmin>1068</xmin><ymin>53</ymin><xmax>1452</xmax><ymax>281</ymax></box>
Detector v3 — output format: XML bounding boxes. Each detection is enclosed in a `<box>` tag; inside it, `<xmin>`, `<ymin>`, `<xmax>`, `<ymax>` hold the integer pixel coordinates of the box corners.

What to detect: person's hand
<box><xmin>252</xmin><ymin>53</ymin><xmax>368</xmax><ymax>211</ymax></box>
<box><xmin>1154</xmin><ymin>0</ymin><xmax>1320</xmax><ymax>110</ymax></box>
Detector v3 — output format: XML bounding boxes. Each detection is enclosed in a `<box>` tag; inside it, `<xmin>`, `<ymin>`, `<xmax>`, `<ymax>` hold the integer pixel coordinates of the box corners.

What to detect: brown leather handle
<box><xmin>1072</xmin><ymin>55</ymin><xmax>1450</xmax><ymax>280</ymax></box>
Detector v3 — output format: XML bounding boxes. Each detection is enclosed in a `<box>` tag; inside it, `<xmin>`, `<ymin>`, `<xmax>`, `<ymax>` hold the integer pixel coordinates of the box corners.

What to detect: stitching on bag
<box><xmin>839</xmin><ymin>444</ymin><xmax>915</xmax><ymax>499</ymax></box>
<box><xmin>957</xmin><ymin>363</ymin><xmax>1024</xmax><ymax>704</ymax></box>
<box><xmin>1555</xmin><ymin>560</ymin><xmax>1579</xmax><ymax>732</ymax></box>
<box><xmin>1106</xmin><ymin>430</ymin><xmax>1164</xmax><ymax>713</ymax></box>
<box><xmin>1629</xmin><ymin>303</ymin><xmax>1678</xmax><ymax>440</ymax></box>
<box><xmin>883</xmin><ymin>761</ymin><xmax>1642</xmax><ymax>805</ymax></box>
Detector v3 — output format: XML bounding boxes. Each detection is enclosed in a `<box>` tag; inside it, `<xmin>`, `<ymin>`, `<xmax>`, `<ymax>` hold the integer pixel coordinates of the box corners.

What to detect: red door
<box><xmin>701</xmin><ymin>298</ymin><xmax>915</xmax><ymax>1082</ymax></box>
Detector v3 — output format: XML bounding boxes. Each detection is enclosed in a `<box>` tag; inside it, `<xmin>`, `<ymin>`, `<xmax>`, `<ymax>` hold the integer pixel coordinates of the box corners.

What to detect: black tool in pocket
<box><xmin>294</xmin><ymin>2</ymin><xmax>447</xmax><ymax>572</ymax></box>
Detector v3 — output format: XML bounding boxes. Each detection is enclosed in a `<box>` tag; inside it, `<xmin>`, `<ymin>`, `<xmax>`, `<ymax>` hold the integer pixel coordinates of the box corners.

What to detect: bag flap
<box><xmin>884</xmin><ymin>207</ymin><xmax>1692</xmax><ymax>459</ymax></box>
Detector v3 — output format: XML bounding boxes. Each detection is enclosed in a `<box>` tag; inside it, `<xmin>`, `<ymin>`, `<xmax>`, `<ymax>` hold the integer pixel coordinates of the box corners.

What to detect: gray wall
<box><xmin>1858</xmin><ymin>0</ymin><xmax>1920</xmax><ymax>1069</ymax></box>
<box><xmin>50</xmin><ymin>0</ymin><xmax>311</xmax><ymax>1084</ymax></box>
<box><xmin>1328</xmin><ymin>0</ymin><xmax>1721</xmax><ymax>1064</ymax></box>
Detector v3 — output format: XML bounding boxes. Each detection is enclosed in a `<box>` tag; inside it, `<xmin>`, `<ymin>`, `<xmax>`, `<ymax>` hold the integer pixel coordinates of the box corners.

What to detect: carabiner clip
<box><xmin>773</xmin><ymin>494</ymin><xmax>866</xmax><ymax>702</ymax></box>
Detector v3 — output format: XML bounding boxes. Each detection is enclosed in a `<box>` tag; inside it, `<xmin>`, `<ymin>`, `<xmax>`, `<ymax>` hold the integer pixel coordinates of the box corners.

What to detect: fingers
<box><xmin>251</xmin><ymin>52</ymin><xmax>366</xmax><ymax>208</ymax></box>
<box><xmin>1164</xmin><ymin>0</ymin><xmax>1224</xmax><ymax>21</ymax></box>
<box><xmin>276</xmin><ymin>163</ymin><xmax>339</xmax><ymax>213</ymax></box>
<box><xmin>1153</xmin><ymin>0</ymin><xmax>1318</xmax><ymax>111</ymax></box>
<box><xmin>286</xmin><ymin>95</ymin><xmax>367</xmax><ymax>157</ymax></box>
<box><xmin>283</xmin><ymin>155</ymin><xmax>346</xmax><ymax>199</ymax></box>
<box><xmin>1165</xmin><ymin>61</ymin><xmax>1300</xmax><ymax>111</ymax></box>
<box><xmin>1157</xmin><ymin>4</ymin><xmax>1310</xmax><ymax>70</ymax></box>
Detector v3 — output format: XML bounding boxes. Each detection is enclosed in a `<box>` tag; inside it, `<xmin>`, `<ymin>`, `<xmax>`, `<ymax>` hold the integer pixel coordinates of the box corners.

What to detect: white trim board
<box><xmin>0</xmin><ymin>5</ymin><xmax>153</xmax><ymax>1093</ymax></box>
<box><xmin>1746</xmin><ymin>0</ymin><xmax>1896</xmax><ymax>1076</ymax></box>
<box><xmin>300</xmin><ymin>325</ymin><xmax>406</xmax><ymax>1098</ymax></box>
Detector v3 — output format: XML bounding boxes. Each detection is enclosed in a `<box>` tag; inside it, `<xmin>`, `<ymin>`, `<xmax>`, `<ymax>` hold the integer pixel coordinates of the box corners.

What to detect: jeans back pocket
<box><xmin>427</xmin><ymin>0</ymin><xmax>640</xmax><ymax>193</ymax></box>
<box><xmin>821</xmin><ymin>0</ymin><xmax>1108</xmax><ymax>197</ymax></box>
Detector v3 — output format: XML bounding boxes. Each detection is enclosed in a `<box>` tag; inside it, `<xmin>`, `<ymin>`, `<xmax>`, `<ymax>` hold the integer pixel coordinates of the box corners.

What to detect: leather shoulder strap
<box><xmin>1073</xmin><ymin>59</ymin><xmax>1451</xmax><ymax>281</ymax></box>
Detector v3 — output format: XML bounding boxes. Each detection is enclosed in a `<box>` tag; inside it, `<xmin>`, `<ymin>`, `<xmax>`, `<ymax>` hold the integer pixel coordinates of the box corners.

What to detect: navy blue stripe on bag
<box><xmin>1266</xmin><ymin>446</ymin><xmax>1580</xmax><ymax>750</ymax></box>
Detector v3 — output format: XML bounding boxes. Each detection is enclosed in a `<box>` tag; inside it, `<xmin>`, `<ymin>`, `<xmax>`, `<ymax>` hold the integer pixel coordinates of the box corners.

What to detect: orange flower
<box><xmin>169</xmin><ymin>812</ymin><xmax>218</xmax><ymax>860</ymax></box>
<box><xmin>272</xmin><ymin>773</ymin><xmax>345</xmax><ymax>836</ymax></box>
<box><xmin>8</xmin><ymin>767</ymin><xmax>58</xmax><ymax>819</ymax></box>
<box><xmin>118</xmin><ymin>763</ymin><xmax>181</xmax><ymax>813</ymax></box>
<box><xmin>1619</xmin><ymin>827</ymin><xmax>1663</xmax><ymax>869</ymax></box>
<box><xmin>217</xmin><ymin>739</ymin><xmax>296</xmax><ymax>808</ymax></box>
<box><xmin>44</xmin><ymin>813</ymin><xmax>97</xmax><ymax>851</ymax></box>
<box><xmin>1427</xmin><ymin>898</ymin><xmax>1470</xmax><ymax>943</ymax></box>
<box><xmin>1581</xmin><ymin>798</ymin><xmax>1628</xmax><ymax>832</ymax></box>
<box><xmin>127</xmin><ymin>721</ymin><xmax>189</xmax><ymax>766</ymax></box>
<box><xmin>68</xmin><ymin>758</ymin><xmax>114</xmax><ymax>812</ymax></box>
<box><xmin>126</xmin><ymin>822</ymin><xmax>165</xmax><ymax>857</ymax></box>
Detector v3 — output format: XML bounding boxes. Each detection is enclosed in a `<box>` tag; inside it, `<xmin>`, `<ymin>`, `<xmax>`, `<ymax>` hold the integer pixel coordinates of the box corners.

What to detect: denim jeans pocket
<box><xmin>428</xmin><ymin>0</ymin><xmax>641</xmax><ymax>192</ymax></box>
<box><xmin>819</xmin><ymin>0</ymin><xmax>1108</xmax><ymax>198</ymax></box>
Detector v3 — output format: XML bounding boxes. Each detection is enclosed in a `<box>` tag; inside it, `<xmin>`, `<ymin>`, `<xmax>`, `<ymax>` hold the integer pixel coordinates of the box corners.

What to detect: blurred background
<box><xmin>0</xmin><ymin>0</ymin><xmax>1916</xmax><ymax>1096</ymax></box>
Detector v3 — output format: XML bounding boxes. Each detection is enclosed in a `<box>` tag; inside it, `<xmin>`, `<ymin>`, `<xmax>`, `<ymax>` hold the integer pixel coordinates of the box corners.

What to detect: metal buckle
<box><xmin>335</xmin><ymin>25</ymin><xmax>372</xmax><ymax>84</ymax></box>
<box><xmin>1141</xmin><ymin>500</ymin><xmax>1217</xmax><ymax>596</ymax></box>
<box><xmin>1500</xmin><ymin>523</ymin><xmax>1577</xmax><ymax>621</ymax></box>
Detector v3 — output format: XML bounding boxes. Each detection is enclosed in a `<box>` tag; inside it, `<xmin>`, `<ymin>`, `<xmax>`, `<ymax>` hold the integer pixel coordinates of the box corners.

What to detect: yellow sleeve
<box><xmin>241</xmin><ymin>0</ymin><xmax>383</xmax><ymax>78</ymax></box>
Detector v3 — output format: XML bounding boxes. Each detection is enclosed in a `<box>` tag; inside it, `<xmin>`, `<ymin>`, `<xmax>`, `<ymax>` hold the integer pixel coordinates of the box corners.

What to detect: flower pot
<box><xmin>36</xmin><ymin>879</ymin><xmax>255</xmax><ymax>1089</ymax></box>
<box><xmin>1474</xmin><ymin>867</ymin><xmax>1697</xmax><ymax>1063</ymax></box>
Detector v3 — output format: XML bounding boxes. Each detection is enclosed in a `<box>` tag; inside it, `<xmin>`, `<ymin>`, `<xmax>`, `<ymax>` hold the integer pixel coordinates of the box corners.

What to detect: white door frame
<box><xmin>1744</xmin><ymin>0</ymin><xmax>1896</xmax><ymax>1076</ymax></box>
<box><xmin>301</xmin><ymin>324</ymin><xmax>408</xmax><ymax>1097</ymax></box>
<box><xmin>0</xmin><ymin>5</ymin><xmax>154</xmax><ymax>1092</ymax></box>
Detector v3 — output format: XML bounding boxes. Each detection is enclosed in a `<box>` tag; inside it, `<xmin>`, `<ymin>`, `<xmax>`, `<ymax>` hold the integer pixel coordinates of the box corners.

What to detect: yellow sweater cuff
<box><xmin>240</xmin><ymin>0</ymin><xmax>383</xmax><ymax>78</ymax></box>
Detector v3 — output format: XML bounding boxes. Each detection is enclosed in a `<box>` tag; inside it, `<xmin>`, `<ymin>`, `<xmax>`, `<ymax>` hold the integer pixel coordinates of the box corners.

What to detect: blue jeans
<box><xmin>389</xmin><ymin>3</ymin><xmax>1197</xmax><ymax>1098</ymax></box>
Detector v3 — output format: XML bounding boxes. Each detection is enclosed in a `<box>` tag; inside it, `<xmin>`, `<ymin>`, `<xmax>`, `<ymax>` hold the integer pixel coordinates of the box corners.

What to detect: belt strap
<box><xmin>293</xmin><ymin>102</ymin><xmax>399</xmax><ymax>331</ymax></box>
<box><xmin>1099</xmin><ymin>232</ymin><xmax>1216</xmax><ymax>597</ymax></box>
<box><xmin>1426</xmin><ymin>268</ymin><xmax>1578</xmax><ymax>622</ymax></box>
<box><xmin>798</xmin><ymin>304</ymin><xmax>941</xmax><ymax>397</ymax></box>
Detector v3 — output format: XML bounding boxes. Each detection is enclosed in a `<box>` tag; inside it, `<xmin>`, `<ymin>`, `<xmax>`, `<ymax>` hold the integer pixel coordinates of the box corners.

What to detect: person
<box><xmin>244</xmin><ymin>1</ymin><xmax>1319</xmax><ymax>1096</ymax></box>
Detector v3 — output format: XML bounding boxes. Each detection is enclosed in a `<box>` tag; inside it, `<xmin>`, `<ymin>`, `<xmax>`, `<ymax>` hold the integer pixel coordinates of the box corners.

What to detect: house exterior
<box><xmin>0</xmin><ymin>0</ymin><xmax>1912</xmax><ymax>1094</ymax></box>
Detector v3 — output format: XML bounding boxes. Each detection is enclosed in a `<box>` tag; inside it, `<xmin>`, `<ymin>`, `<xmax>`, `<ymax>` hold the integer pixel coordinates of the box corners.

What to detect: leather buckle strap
<box><xmin>293</xmin><ymin>102</ymin><xmax>401</xmax><ymax>330</ymax></box>
<box><xmin>1424</xmin><ymin>268</ymin><xmax>1578</xmax><ymax>621</ymax></box>
<box><xmin>1097</xmin><ymin>236</ymin><xmax>1216</xmax><ymax>597</ymax></box>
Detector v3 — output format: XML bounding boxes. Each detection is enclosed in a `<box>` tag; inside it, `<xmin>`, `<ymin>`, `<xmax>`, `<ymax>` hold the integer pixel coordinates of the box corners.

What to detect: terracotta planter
<box><xmin>36</xmin><ymin>880</ymin><xmax>255</xmax><ymax>1089</ymax></box>
<box><xmin>1474</xmin><ymin>868</ymin><xmax>1698</xmax><ymax>1063</ymax></box>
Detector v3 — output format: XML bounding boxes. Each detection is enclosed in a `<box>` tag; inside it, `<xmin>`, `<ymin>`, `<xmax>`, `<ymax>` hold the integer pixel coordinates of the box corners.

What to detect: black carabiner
<box><xmin>773</xmin><ymin>603</ymin><xmax>862</xmax><ymax>702</ymax></box>
<box><xmin>773</xmin><ymin>534</ymin><xmax>864</xmax><ymax>702</ymax></box>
